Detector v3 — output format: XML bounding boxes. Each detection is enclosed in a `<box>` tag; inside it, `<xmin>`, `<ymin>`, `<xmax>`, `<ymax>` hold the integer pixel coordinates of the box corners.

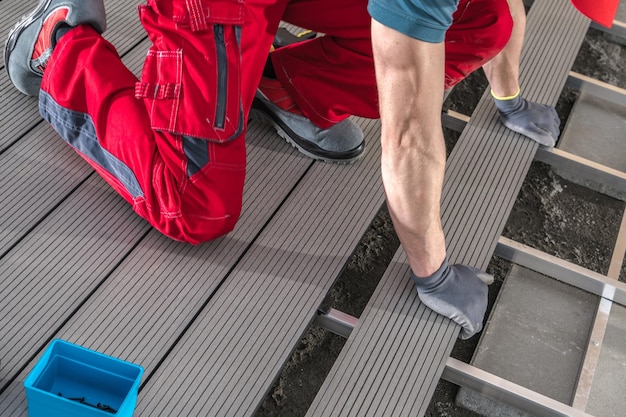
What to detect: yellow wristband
<box><xmin>491</xmin><ymin>87</ymin><xmax>521</xmax><ymax>101</ymax></box>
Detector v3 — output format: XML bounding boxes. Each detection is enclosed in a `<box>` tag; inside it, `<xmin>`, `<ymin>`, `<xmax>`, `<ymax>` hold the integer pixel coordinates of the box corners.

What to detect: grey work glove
<box><xmin>411</xmin><ymin>260</ymin><xmax>493</xmax><ymax>340</ymax></box>
<box><xmin>493</xmin><ymin>93</ymin><xmax>560</xmax><ymax>147</ymax></box>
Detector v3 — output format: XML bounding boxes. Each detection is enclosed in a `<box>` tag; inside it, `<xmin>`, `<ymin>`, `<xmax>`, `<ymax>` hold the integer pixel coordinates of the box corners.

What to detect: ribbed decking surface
<box><xmin>305</xmin><ymin>1</ymin><xmax>592</xmax><ymax>416</ymax></box>
<box><xmin>0</xmin><ymin>1</ymin><xmax>385</xmax><ymax>416</ymax></box>
<box><xmin>1</xmin><ymin>0</ymin><xmax>595</xmax><ymax>416</ymax></box>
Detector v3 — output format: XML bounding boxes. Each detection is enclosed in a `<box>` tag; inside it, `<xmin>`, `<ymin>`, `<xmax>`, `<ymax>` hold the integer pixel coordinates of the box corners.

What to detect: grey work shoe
<box><xmin>5</xmin><ymin>0</ymin><xmax>107</xmax><ymax>96</ymax></box>
<box><xmin>250</xmin><ymin>92</ymin><xmax>365</xmax><ymax>164</ymax></box>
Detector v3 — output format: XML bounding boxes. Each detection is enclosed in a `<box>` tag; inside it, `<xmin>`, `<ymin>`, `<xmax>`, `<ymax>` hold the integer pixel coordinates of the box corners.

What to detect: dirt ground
<box><xmin>254</xmin><ymin>25</ymin><xmax>626</xmax><ymax>417</ymax></box>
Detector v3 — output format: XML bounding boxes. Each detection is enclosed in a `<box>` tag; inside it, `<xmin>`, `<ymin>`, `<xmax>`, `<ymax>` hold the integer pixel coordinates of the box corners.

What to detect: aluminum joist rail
<box><xmin>306</xmin><ymin>1</ymin><xmax>592</xmax><ymax>416</ymax></box>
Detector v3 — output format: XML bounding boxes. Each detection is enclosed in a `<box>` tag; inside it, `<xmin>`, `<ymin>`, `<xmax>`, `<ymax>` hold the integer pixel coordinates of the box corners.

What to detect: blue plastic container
<box><xmin>24</xmin><ymin>340</ymin><xmax>144</xmax><ymax>417</ymax></box>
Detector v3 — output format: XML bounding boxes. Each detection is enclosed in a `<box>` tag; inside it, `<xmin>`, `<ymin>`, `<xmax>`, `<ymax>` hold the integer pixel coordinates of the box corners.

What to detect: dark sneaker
<box><xmin>250</xmin><ymin>77</ymin><xmax>365</xmax><ymax>164</ymax></box>
<box><xmin>5</xmin><ymin>0</ymin><xmax>107</xmax><ymax>96</ymax></box>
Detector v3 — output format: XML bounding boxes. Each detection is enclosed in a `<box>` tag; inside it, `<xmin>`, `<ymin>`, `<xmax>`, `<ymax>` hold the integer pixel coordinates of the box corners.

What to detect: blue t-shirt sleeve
<box><xmin>368</xmin><ymin>0</ymin><xmax>459</xmax><ymax>43</ymax></box>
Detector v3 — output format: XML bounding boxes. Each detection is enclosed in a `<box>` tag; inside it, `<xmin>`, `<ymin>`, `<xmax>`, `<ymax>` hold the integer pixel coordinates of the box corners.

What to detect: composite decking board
<box><xmin>441</xmin><ymin>123</ymin><xmax>512</xmax><ymax>266</ymax></box>
<box><xmin>0</xmin><ymin>124</ymin><xmax>91</xmax><ymax>255</ymax></box>
<box><xmin>131</xmin><ymin>118</ymin><xmax>384</xmax><ymax>416</ymax></box>
<box><xmin>305</xmin><ymin>256</ymin><xmax>457</xmax><ymax>417</ymax></box>
<box><xmin>0</xmin><ymin>0</ymin><xmax>145</xmax><ymax>151</ymax></box>
<box><xmin>0</xmin><ymin>75</ymin><xmax>35</xmax><ymax>152</ymax></box>
<box><xmin>306</xmin><ymin>1</ymin><xmax>591</xmax><ymax>416</ymax></box>
<box><xmin>214</xmin><ymin>141</ymin><xmax>383</xmax><ymax>413</ymax></box>
<box><xmin>0</xmin><ymin>39</ymin><xmax>149</xmax><ymax>255</ymax></box>
<box><xmin>0</xmin><ymin>121</ymin><xmax>313</xmax><ymax>416</ymax></box>
<box><xmin>0</xmin><ymin>174</ymin><xmax>150</xmax><ymax>388</ymax></box>
<box><xmin>0</xmin><ymin>87</ymin><xmax>39</xmax><ymax>153</ymax></box>
<box><xmin>444</xmin><ymin>126</ymin><xmax>535</xmax><ymax>268</ymax></box>
<box><xmin>333</xmin><ymin>273</ymin><xmax>452</xmax><ymax>417</ymax></box>
<box><xmin>140</xmin><ymin>119</ymin><xmax>381</xmax><ymax>416</ymax></box>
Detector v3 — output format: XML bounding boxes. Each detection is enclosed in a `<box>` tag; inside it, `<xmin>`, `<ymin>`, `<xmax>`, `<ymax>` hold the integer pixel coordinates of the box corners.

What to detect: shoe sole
<box><xmin>250</xmin><ymin>98</ymin><xmax>364</xmax><ymax>164</ymax></box>
<box><xmin>5</xmin><ymin>0</ymin><xmax>107</xmax><ymax>96</ymax></box>
<box><xmin>4</xmin><ymin>0</ymin><xmax>54</xmax><ymax>96</ymax></box>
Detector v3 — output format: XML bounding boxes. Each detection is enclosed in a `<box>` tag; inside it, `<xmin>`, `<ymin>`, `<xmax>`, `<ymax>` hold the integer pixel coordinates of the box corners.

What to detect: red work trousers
<box><xmin>40</xmin><ymin>0</ymin><xmax>512</xmax><ymax>243</ymax></box>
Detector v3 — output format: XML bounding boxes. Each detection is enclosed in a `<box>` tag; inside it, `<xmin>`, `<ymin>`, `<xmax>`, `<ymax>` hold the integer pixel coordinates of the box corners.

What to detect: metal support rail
<box><xmin>442</xmin><ymin>358</ymin><xmax>595</xmax><ymax>417</ymax></box>
<box><xmin>496</xmin><ymin>210</ymin><xmax>626</xmax><ymax>413</ymax></box>
<box><xmin>591</xmin><ymin>19</ymin><xmax>626</xmax><ymax>42</ymax></box>
<box><xmin>495</xmin><ymin>237</ymin><xmax>626</xmax><ymax>306</ymax></box>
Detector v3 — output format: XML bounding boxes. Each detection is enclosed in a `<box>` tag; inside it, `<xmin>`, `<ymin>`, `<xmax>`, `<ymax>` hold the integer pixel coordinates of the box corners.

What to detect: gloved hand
<box><xmin>411</xmin><ymin>260</ymin><xmax>493</xmax><ymax>340</ymax></box>
<box><xmin>493</xmin><ymin>90</ymin><xmax>560</xmax><ymax>147</ymax></box>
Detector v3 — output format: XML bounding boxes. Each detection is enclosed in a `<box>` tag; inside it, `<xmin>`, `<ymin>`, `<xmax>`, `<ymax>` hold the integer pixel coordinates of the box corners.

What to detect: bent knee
<box><xmin>173</xmin><ymin>213</ymin><xmax>241</xmax><ymax>244</ymax></box>
<box><xmin>169</xmin><ymin>176</ymin><xmax>245</xmax><ymax>244</ymax></box>
<box><xmin>137</xmin><ymin>167</ymin><xmax>245</xmax><ymax>244</ymax></box>
<box><xmin>150</xmin><ymin>193</ymin><xmax>243</xmax><ymax>244</ymax></box>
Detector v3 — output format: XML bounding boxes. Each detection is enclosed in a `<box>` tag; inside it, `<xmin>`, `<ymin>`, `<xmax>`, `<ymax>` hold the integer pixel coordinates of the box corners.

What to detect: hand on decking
<box><xmin>411</xmin><ymin>261</ymin><xmax>494</xmax><ymax>340</ymax></box>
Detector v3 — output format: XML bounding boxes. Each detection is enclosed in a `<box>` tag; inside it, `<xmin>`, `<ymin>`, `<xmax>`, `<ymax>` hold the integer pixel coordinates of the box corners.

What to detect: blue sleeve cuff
<box><xmin>368</xmin><ymin>0</ymin><xmax>457</xmax><ymax>43</ymax></box>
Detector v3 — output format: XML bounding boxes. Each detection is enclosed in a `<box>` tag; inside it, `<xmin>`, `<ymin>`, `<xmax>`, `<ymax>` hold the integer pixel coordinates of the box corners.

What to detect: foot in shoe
<box><xmin>251</xmin><ymin>77</ymin><xmax>365</xmax><ymax>163</ymax></box>
<box><xmin>5</xmin><ymin>0</ymin><xmax>107</xmax><ymax>96</ymax></box>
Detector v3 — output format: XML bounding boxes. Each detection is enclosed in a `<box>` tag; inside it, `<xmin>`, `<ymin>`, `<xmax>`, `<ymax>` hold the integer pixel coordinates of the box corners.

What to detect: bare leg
<box><xmin>371</xmin><ymin>19</ymin><xmax>447</xmax><ymax>277</ymax></box>
<box><xmin>483</xmin><ymin>0</ymin><xmax>526</xmax><ymax>97</ymax></box>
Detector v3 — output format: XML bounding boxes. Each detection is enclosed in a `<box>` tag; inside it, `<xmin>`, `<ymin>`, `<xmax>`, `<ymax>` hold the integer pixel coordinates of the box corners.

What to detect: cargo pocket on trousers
<box><xmin>136</xmin><ymin>0</ymin><xmax>245</xmax><ymax>143</ymax></box>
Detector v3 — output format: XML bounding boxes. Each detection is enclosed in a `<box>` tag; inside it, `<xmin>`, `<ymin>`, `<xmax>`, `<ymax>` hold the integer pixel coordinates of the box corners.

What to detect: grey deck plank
<box><xmin>133</xmin><ymin>117</ymin><xmax>384</xmax><ymax>416</ymax></box>
<box><xmin>0</xmin><ymin>0</ymin><xmax>145</xmax><ymax>152</ymax></box>
<box><xmin>0</xmin><ymin>119</ymin><xmax>313</xmax><ymax>416</ymax></box>
<box><xmin>305</xmin><ymin>1</ymin><xmax>592</xmax><ymax>416</ymax></box>
<box><xmin>1</xmin><ymin>9</ymin><xmax>380</xmax><ymax>417</ymax></box>
<box><xmin>0</xmin><ymin>174</ymin><xmax>150</xmax><ymax>386</ymax></box>
<box><xmin>0</xmin><ymin>124</ymin><xmax>91</xmax><ymax>255</ymax></box>
<box><xmin>0</xmin><ymin>74</ymin><xmax>34</xmax><ymax>152</ymax></box>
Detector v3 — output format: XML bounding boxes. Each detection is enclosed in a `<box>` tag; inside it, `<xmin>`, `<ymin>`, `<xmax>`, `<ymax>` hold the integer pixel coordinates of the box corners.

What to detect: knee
<box><xmin>139</xmin><ymin>165</ymin><xmax>246</xmax><ymax>245</ymax></box>
<box><xmin>156</xmin><ymin>195</ymin><xmax>243</xmax><ymax>244</ymax></box>
<box><xmin>170</xmin><ymin>171</ymin><xmax>245</xmax><ymax>244</ymax></box>
<box><xmin>173</xmin><ymin>213</ymin><xmax>241</xmax><ymax>244</ymax></box>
